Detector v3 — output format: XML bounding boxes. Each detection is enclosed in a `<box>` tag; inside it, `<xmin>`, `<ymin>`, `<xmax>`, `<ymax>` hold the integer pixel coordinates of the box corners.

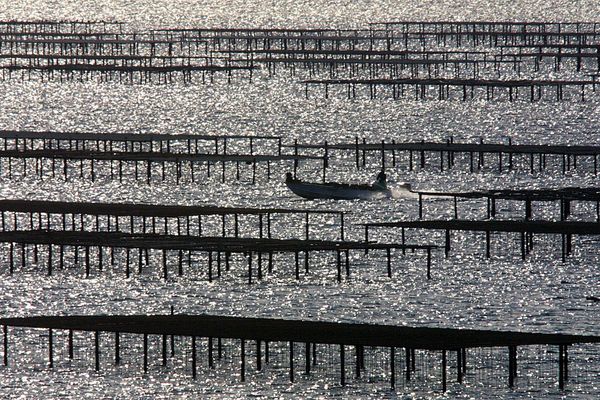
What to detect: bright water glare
<box><xmin>0</xmin><ymin>0</ymin><xmax>599</xmax><ymax>398</ymax></box>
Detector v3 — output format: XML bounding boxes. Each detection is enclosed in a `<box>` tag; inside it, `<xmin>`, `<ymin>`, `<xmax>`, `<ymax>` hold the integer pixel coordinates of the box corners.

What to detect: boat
<box><xmin>285</xmin><ymin>171</ymin><xmax>405</xmax><ymax>200</ymax></box>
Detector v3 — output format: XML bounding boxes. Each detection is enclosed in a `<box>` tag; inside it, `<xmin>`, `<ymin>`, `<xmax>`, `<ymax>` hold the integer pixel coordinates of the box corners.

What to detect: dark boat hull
<box><xmin>286</xmin><ymin>181</ymin><xmax>392</xmax><ymax>200</ymax></box>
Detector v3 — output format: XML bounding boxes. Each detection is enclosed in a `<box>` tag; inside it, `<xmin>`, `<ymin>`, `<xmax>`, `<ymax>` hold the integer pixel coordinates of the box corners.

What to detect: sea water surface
<box><xmin>0</xmin><ymin>1</ymin><xmax>599</xmax><ymax>398</ymax></box>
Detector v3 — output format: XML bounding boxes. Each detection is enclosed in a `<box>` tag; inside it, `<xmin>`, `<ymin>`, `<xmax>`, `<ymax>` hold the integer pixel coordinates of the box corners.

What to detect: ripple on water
<box><xmin>1</xmin><ymin>1</ymin><xmax>600</xmax><ymax>397</ymax></box>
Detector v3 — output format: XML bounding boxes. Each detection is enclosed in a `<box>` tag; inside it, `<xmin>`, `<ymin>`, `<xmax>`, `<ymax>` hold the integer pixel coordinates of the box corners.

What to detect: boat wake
<box><xmin>390</xmin><ymin>185</ymin><xmax>418</xmax><ymax>199</ymax></box>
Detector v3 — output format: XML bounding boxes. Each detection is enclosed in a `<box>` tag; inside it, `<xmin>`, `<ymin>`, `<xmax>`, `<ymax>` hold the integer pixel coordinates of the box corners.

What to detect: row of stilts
<box><xmin>0</xmin><ymin>324</ymin><xmax>577</xmax><ymax>392</ymax></box>
<box><xmin>2</xmin><ymin>20</ymin><xmax>600</xmax><ymax>88</ymax></box>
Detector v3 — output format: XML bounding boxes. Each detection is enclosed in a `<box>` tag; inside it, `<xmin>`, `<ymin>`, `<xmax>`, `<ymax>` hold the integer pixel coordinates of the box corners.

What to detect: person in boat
<box><xmin>373</xmin><ymin>171</ymin><xmax>387</xmax><ymax>190</ymax></box>
<box><xmin>285</xmin><ymin>172</ymin><xmax>298</xmax><ymax>183</ymax></box>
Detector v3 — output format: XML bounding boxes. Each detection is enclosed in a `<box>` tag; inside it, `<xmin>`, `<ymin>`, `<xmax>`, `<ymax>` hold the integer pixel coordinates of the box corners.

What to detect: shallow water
<box><xmin>0</xmin><ymin>1</ymin><xmax>599</xmax><ymax>398</ymax></box>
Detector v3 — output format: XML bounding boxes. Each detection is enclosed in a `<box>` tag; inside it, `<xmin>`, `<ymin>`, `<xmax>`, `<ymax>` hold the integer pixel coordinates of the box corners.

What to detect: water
<box><xmin>0</xmin><ymin>1</ymin><xmax>599</xmax><ymax>398</ymax></box>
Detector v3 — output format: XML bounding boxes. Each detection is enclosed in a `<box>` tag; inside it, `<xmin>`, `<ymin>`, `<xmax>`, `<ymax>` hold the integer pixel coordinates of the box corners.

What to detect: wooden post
<box><xmin>355</xmin><ymin>345</ymin><xmax>361</xmax><ymax>379</ymax></box>
<box><xmin>21</xmin><ymin>243</ymin><xmax>25</xmax><ymax>271</ymax></box>
<box><xmin>305</xmin><ymin>212</ymin><xmax>309</xmax><ymax>240</ymax></box>
<box><xmin>304</xmin><ymin>251</ymin><xmax>309</xmax><ymax>274</ymax></box>
<box><xmin>68</xmin><ymin>329</ymin><xmax>73</xmax><ymax>360</ymax></box>
<box><xmin>512</xmin><ymin>346</ymin><xmax>517</xmax><ymax>379</ymax></box>
<box><xmin>265</xmin><ymin>340</ymin><xmax>268</xmax><ymax>364</ymax></box>
<box><xmin>240</xmin><ymin>339</ymin><xmax>245</xmax><ymax>382</ymax></box>
<box><xmin>48</xmin><ymin>328</ymin><xmax>53</xmax><ymax>369</ymax></box>
<box><xmin>461</xmin><ymin>347</ymin><xmax>467</xmax><ymax>374</ymax></box>
<box><xmin>362</xmin><ymin>138</ymin><xmax>366</xmax><ymax>167</ymax></box>
<box><xmin>179</xmin><ymin>250</ymin><xmax>184</xmax><ymax>276</ymax></box>
<box><xmin>453</xmin><ymin>196</ymin><xmax>458</xmax><ymax>219</ymax></box>
<box><xmin>305</xmin><ymin>342</ymin><xmax>310</xmax><ymax>375</ymax></box>
<box><xmin>95</xmin><ymin>331</ymin><xmax>100</xmax><ymax>371</ymax></box>
<box><xmin>322</xmin><ymin>141</ymin><xmax>328</xmax><ymax>182</ymax></box>
<box><xmin>115</xmin><ymin>332</ymin><xmax>120</xmax><ymax>365</ymax></box>
<box><xmin>47</xmin><ymin>244</ymin><xmax>53</xmax><ymax>276</ymax></box>
<box><xmin>457</xmin><ymin>348</ymin><xmax>463</xmax><ymax>383</ymax></box>
<box><xmin>192</xmin><ymin>336</ymin><xmax>197</xmax><ymax>379</ymax></box>
<box><xmin>442</xmin><ymin>350</ymin><xmax>447</xmax><ymax>392</ymax></box>
<box><xmin>427</xmin><ymin>247</ymin><xmax>432</xmax><ymax>279</ymax></box>
<box><xmin>162</xmin><ymin>335</ymin><xmax>167</xmax><ymax>366</ymax></box>
<box><xmin>85</xmin><ymin>245</ymin><xmax>90</xmax><ymax>278</ymax></box>
<box><xmin>558</xmin><ymin>344</ymin><xmax>564</xmax><ymax>390</ymax></box>
<box><xmin>208</xmin><ymin>337</ymin><xmax>214</xmax><ymax>369</ymax></box>
<box><xmin>564</xmin><ymin>345</ymin><xmax>569</xmax><ymax>382</ymax></box>
<box><xmin>256</xmin><ymin>339</ymin><xmax>261</xmax><ymax>371</ymax></box>
<box><xmin>293</xmin><ymin>140</ymin><xmax>298</xmax><ymax>178</ymax></box>
<box><xmin>405</xmin><ymin>347</ymin><xmax>411</xmax><ymax>381</ymax></box>
<box><xmin>143</xmin><ymin>333</ymin><xmax>148</xmax><ymax>374</ymax></box>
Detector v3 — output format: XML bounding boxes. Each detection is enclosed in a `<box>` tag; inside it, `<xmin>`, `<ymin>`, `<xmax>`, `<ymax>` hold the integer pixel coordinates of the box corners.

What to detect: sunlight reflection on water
<box><xmin>0</xmin><ymin>1</ymin><xmax>599</xmax><ymax>397</ymax></box>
